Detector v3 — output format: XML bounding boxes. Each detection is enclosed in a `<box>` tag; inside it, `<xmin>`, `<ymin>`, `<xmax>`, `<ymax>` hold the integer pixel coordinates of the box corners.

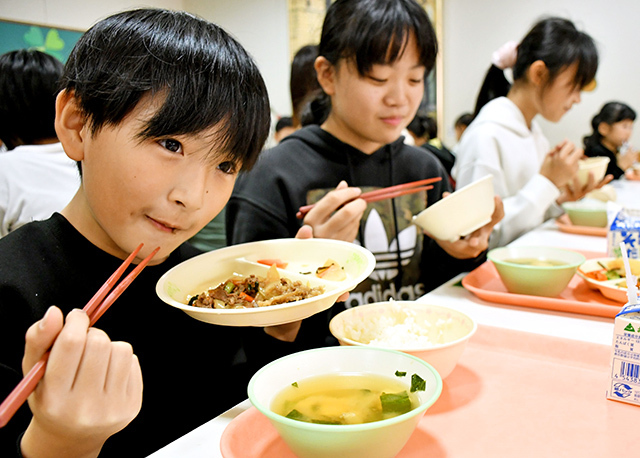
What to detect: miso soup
<box><xmin>504</xmin><ymin>258</ymin><xmax>567</xmax><ymax>267</ymax></box>
<box><xmin>271</xmin><ymin>373</ymin><xmax>418</xmax><ymax>425</ymax></box>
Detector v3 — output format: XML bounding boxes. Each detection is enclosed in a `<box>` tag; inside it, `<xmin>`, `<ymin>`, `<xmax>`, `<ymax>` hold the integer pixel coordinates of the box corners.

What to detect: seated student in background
<box><xmin>454</xmin><ymin>112</ymin><xmax>473</xmax><ymax>142</ymax></box>
<box><xmin>0</xmin><ymin>9</ymin><xmax>320</xmax><ymax>457</ymax></box>
<box><xmin>583</xmin><ymin>101</ymin><xmax>638</xmax><ymax>180</ymax></box>
<box><xmin>406</xmin><ymin>113</ymin><xmax>456</xmax><ymax>176</ymax></box>
<box><xmin>228</xmin><ymin>0</ymin><xmax>503</xmax><ymax>320</ymax></box>
<box><xmin>452</xmin><ymin>18</ymin><xmax>610</xmax><ymax>249</ymax></box>
<box><xmin>0</xmin><ymin>49</ymin><xmax>79</xmax><ymax>237</ymax></box>
<box><xmin>274</xmin><ymin>116</ymin><xmax>296</xmax><ymax>143</ymax></box>
<box><xmin>290</xmin><ymin>44</ymin><xmax>321</xmax><ymax>129</ymax></box>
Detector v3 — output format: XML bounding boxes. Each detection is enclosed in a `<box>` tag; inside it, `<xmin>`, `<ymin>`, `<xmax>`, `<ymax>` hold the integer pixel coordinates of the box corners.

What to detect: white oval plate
<box><xmin>576</xmin><ymin>257</ymin><xmax>640</xmax><ymax>303</ymax></box>
<box><xmin>156</xmin><ymin>238</ymin><xmax>375</xmax><ymax>326</ymax></box>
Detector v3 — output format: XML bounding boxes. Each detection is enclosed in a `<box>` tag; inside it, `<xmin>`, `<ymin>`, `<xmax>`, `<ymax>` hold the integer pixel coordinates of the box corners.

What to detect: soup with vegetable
<box><xmin>271</xmin><ymin>373</ymin><xmax>423</xmax><ymax>425</ymax></box>
<box><xmin>505</xmin><ymin>258</ymin><xmax>567</xmax><ymax>267</ymax></box>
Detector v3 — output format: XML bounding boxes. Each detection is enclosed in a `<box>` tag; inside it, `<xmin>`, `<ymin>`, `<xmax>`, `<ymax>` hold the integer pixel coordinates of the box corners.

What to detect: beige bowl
<box><xmin>329</xmin><ymin>301</ymin><xmax>477</xmax><ymax>379</ymax></box>
<box><xmin>577</xmin><ymin>157</ymin><xmax>609</xmax><ymax>186</ymax></box>
<box><xmin>412</xmin><ymin>174</ymin><xmax>494</xmax><ymax>242</ymax></box>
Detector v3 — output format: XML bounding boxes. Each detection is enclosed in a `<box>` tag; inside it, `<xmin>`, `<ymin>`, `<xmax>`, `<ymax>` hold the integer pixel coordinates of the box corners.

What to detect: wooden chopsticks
<box><xmin>0</xmin><ymin>243</ymin><xmax>160</xmax><ymax>428</ymax></box>
<box><xmin>296</xmin><ymin>177</ymin><xmax>442</xmax><ymax>219</ymax></box>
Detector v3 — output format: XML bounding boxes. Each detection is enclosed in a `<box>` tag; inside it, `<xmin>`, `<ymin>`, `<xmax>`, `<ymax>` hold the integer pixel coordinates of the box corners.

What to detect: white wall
<box><xmin>442</xmin><ymin>0</ymin><xmax>640</xmax><ymax>149</ymax></box>
<box><xmin>0</xmin><ymin>0</ymin><xmax>292</xmax><ymax>118</ymax></box>
<box><xmin>0</xmin><ymin>0</ymin><xmax>184</xmax><ymax>30</ymax></box>
<box><xmin>184</xmin><ymin>0</ymin><xmax>291</xmax><ymax>118</ymax></box>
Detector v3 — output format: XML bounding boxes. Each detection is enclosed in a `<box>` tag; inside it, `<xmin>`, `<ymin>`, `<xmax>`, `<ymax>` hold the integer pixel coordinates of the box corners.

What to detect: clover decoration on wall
<box><xmin>23</xmin><ymin>26</ymin><xmax>66</xmax><ymax>62</ymax></box>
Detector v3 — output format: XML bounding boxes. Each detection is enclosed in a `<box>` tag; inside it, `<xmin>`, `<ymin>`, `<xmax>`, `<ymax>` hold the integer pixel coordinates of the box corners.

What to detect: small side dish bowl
<box><xmin>412</xmin><ymin>174</ymin><xmax>495</xmax><ymax>242</ymax></box>
<box><xmin>487</xmin><ymin>246</ymin><xmax>586</xmax><ymax>297</ymax></box>
<box><xmin>562</xmin><ymin>199</ymin><xmax>608</xmax><ymax>227</ymax></box>
<box><xmin>248</xmin><ymin>346</ymin><xmax>442</xmax><ymax>458</ymax></box>
<box><xmin>328</xmin><ymin>301</ymin><xmax>476</xmax><ymax>379</ymax></box>
<box><xmin>577</xmin><ymin>157</ymin><xmax>610</xmax><ymax>186</ymax></box>
<box><xmin>156</xmin><ymin>238</ymin><xmax>375</xmax><ymax>327</ymax></box>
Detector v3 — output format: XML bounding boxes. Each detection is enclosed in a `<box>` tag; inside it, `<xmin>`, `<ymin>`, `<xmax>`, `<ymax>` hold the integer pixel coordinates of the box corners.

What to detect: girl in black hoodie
<box><xmin>227</xmin><ymin>0</ymin><xmax>503</xmax><ymax>343</ymax></box>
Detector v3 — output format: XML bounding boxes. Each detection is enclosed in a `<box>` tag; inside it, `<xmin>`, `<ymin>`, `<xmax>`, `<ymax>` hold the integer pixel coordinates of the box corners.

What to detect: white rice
<box><xmin>343</xmin><ymin>303</ymin><xmax>452</xmax><ymax>348</ymax></box>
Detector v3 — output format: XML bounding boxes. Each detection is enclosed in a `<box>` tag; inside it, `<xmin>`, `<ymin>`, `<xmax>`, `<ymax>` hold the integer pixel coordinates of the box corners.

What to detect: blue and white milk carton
<box><xmin>607</xmin><ymin>304</ymin><xmax>640</xmax><ymax>406</ymax></box>
<box><xmin>606</xmin><ymin>206</ymin><xmax>640</xmax><ymax>260</ymax></box>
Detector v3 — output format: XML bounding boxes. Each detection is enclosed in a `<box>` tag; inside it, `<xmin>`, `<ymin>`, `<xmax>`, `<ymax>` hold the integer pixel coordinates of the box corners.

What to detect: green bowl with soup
<box><xmin>487</xmin><ymin>246</ymin><xmax>586</xmax><ymax>297</ymax></box>
<box><xmin>248</xmin><ymin>346</ymin><xmax>442</xmax><ymax>458</ymax></box>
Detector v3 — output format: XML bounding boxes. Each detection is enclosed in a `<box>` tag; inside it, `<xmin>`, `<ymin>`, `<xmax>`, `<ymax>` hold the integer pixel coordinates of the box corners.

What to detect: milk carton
<box><xmin>607</xmin><ymin>303</ymin><xmax>640</xmax><ymax>406</ymax></box>
<box><xmin>607</xmin><ymin>205</ymin><xmax>640</xmax><ymax>260</ymax></box>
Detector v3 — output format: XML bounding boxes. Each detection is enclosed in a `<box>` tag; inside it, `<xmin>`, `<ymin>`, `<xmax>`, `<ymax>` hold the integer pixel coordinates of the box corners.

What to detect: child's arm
<box><xmin>19</xmin><ymin>307</ymin><xmax>142</xmax><ymax>458</ymax></box>
<box><xmin>301</xmin><ymin>181</ymin><xmax>366</xmax><ymax>242</ymax></box>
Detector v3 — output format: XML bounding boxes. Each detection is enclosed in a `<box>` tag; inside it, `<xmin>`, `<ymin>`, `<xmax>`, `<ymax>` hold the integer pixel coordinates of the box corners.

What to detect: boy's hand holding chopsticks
<box><xmin>19</xmin><ymin>306</ymin><xmax>143</xmax><ymax>456</ymax></box>
<box><xmin>1</xmin><ymin>244</ymin><xmax>158</xmax><ymax>456</ymax></box>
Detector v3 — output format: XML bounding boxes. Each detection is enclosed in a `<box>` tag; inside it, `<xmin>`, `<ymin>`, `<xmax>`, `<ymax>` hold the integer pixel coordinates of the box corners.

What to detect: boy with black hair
<box><xmin>0</xmin><ymin>8</ymin><xmax>308</xmax><ymax>457</ymax></box>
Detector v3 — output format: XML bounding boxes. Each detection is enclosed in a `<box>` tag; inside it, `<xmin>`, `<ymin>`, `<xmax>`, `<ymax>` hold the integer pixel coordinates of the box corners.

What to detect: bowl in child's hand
<box><xmin>576</xmin><ymin>157</ymin><xmax>609</xmax><ymax>187</ymax></box>
<box><xmin>329</xmin><ymin>301</ymin><xmax>477</xmax><ymax>379</ymax></box>
<box><xmin>487</xmin><ymin>246</ymin><xmax>585</xmax><ymax>297</ymax></box>
<box><xmin>412</xmin><ymin>174</ymin><xmax>495</xmax><ymax>242</ymax></box>
<box><xmin>248</xmin><ymin>346</ymin><xmax>442</xmax><ymax>458</ymax></box>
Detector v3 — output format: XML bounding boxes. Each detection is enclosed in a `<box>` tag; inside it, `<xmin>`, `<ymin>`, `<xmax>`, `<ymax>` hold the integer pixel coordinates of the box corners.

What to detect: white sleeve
<box><xmin>455</xmin><ymin>130</ymin><xmax>560</xmax><ymax>248</ymax></box>
<box><xmin>0</xmin><ymin>168</ymin><xmax>9</xmax><ymax>238</ymax></box>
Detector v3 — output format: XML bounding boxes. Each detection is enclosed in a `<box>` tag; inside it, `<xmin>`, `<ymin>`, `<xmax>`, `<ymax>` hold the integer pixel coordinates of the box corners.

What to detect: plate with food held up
<box><xmin>156</xmin><ymin>238</ymin><xmax>375</xmax><ymax>326</ymax></box>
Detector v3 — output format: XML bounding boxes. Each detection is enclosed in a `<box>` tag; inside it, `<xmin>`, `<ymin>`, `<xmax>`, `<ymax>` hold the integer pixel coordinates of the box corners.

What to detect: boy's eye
<box><xmin>368</xmin><ymin>76</ymin><xmax>387</xmax><ymax>83</ymax></box>
<box><xmin>159</xmin><ymin>138</ymin><xmax>183</xmax><ymax>153</ymax></box>
<box><xmin>217</xmin><ymin>161</ymin><xmax>237</xmax><ymax>174</ymax></box>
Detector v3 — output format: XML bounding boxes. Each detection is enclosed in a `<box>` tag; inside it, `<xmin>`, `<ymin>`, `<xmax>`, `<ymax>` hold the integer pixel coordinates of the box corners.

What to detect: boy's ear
<box><xmin>527</xmin><ymin>60</ymin><xmax>548</xmax><ymax>88</ymax></box>
<box><xmin>314</xmin><ymin>56</ymin><xmax>337</xmax><ymax>96</ymax></box>
<box><xmin>55</xmin><ymin>90</ymin><xmax>87</xmax><ymax>161</ymax></box>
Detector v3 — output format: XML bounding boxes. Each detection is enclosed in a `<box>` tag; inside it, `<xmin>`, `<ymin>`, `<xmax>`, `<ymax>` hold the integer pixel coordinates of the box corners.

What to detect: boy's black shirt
<box><xmin>0</xmin><ymin>213</ymin><xmax>291</xmax><ymax>456</ymax></box>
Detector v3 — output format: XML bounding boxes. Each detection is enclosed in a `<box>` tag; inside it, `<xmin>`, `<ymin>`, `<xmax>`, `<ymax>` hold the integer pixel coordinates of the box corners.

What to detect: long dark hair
<box><xmin>290</xmin><ymin>44</ymin><xmax>320</xmax><ymax>127</ymax></box>
<box><xmin>583</xmin><ymin>102</ymin><xmax>636</xmax><ymax>150</ymax></box>
<box><xmin>302</xmin><ymin>0</ymin><xmax>438</xmax><ymax>126</ymax></box>
<box><xmin>473</xmin><ymin>17</ymin><xmax>598</xmax><ymax>117</ymax></box>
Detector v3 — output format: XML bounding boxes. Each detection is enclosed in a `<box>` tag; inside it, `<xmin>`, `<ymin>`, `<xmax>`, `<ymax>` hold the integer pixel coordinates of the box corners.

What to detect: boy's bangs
<box><xmin>63</xmin><ymin>9</ymin><xmax>269</xmax><ymax>171</ymax></box>
<box><xmin>133</xmin><ymin>22</ymin><xmax>269</xmax><ymax>170</ymax></box>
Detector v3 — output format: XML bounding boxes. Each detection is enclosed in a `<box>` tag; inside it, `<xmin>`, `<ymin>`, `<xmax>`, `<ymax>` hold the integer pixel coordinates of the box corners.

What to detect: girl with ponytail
<box><xmin>452</xmin><ymin>17</ymin><xmax>610</xmax><ymax>248</ymax></box>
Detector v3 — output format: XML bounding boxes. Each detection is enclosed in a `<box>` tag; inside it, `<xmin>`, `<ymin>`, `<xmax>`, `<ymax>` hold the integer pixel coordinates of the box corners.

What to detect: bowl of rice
<box><xmin>329</xmin><ymin>301</ymin><xmax>477</xmax><ymax>379</ymax></box>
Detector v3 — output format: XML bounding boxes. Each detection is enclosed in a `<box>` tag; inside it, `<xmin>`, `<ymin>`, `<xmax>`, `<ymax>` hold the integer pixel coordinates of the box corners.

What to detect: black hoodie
<box><xmin>228</xmin><ymin>125</ymin><xmax>485</xmax><ymax>308</ymax></box>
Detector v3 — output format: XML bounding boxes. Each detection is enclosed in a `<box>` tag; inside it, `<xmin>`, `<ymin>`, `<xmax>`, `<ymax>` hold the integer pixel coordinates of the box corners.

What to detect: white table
<box><xmin>148</xmin><ymin>180</ymin><xmax>639</xmax><ymax>458</ymax></box>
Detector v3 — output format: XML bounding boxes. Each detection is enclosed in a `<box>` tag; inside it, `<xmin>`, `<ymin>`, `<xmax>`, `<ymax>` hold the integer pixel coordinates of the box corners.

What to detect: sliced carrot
<box><xmin>239</xmin><ymin>292</ymin><xmax>254</xmax><ymax>302</ymax></box>
<box><xmin>257</xmin><ymin>258</ymin><xmax>288</xmax><ymax>268</ymax></box>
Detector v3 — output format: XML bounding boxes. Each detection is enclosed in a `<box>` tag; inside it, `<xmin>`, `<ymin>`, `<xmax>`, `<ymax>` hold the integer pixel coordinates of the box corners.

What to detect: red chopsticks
<box><xmin>297</xmin><ymin>177</ymin><xmax>442</xmax><ymax>219</ymax></box>
<box><xmin>0</xmin><ymin>243</ymin><xmax>160</xmax><ymax>428</ymax></box>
